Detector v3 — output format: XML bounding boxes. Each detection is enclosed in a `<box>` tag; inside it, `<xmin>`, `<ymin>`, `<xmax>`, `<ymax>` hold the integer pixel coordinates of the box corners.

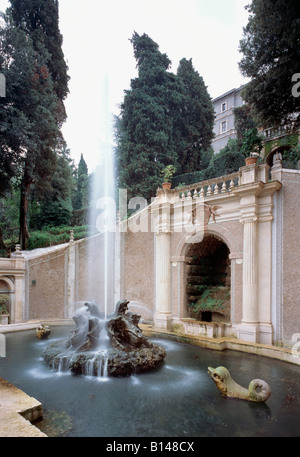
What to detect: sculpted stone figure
<box><xmin>36</xmin><ymin>325</ymin><xmax>51</xmax><ymax>339</ymax></box>
<box><xmin>66</xmin><ymin>301</ymin><xmax>103</xmax><ymax>352</ymax></box>
<box><xmin>190</xmin><ymin>204</ymin><xmax>221</xmax><ymax>226</ymax></box>
<box><xmin>106</xmin><ymin>299</ymin><xmax>152</xmax><ymax>351</ymax></box>
<box><xmin>208</xmin><ymin>366</ymin><xmax>271</xmax><ymax>403</ymax></box>
<box><xmin>42</xmin><ymin>299</ymin><xmax>166</xmax><ymax>377</ymax></box>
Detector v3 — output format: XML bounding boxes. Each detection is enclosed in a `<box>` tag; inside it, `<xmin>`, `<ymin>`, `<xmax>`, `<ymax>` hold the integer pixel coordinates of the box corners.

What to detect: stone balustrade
<box><xmin>175</xmin><ymin>171</ymin><xmax>241</xmax><ymax>201</ymax></box>
<box><xmin>181</xmin><ymin>318</ymin><xmax>229</xmax><ymax>338</ymax></box>
<box><xmin>264</xmin><ymin>124</ymin><xmax>295</xmax><ymax>139</ymax></box>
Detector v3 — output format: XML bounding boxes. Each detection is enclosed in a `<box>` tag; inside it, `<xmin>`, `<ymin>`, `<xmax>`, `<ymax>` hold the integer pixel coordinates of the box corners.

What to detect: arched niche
<box><xmin>185</xmin><ymin>234</ymin><xmax>231</xmax><ymax>323</ymax></box>
<box><xmin>175</xmin><ymin>223</ymin><xmax>242</xmax><ymax>261</ymax></box>
<box><xmin>266</xmin><ymin>145</ymin><xmax>292</xmax><ymax>167</ymax></box>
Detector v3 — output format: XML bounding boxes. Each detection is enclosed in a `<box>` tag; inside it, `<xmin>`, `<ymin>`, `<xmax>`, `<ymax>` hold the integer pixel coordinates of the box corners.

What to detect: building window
<box><xmin>221</xmin><ymin>121</ymin><xmax>227</xmax><ymax>133</ymax></box>
<box><xmin>221</xmin><ymin>102</ymin><xmax>227</xmax><ymax>112</ymax></box>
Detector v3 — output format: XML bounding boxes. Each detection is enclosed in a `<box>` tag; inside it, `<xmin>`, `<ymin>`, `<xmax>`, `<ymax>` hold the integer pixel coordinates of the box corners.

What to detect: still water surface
<box><xmin>1</xmin><ymin>326</ymin><xmax>300</xmax><ymax>437</ymax></box>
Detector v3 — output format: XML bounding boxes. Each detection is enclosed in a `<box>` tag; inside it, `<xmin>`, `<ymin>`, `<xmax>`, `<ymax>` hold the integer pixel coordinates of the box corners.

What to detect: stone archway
<box><xmin>185</xmin><ymin>234</ymin><xmax>231</xmax><ymax>323</ymax></box>
<box><xmin>266</xmin><ymin>145</ymin><xmax>292</xmax><ymax>167</ymax></box>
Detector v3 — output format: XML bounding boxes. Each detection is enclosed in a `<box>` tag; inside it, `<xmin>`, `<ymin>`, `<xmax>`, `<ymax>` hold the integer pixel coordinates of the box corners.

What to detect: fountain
<box><xmin>42</xmin><ymin>80</ymin><xmax>167</xmax><ymax>379</ymax></box>
<box><xmin>2</xmin><ymin>327</ymin><xmax>300</xmax><ymax>437</ymax></box>
<box><xmin>42</xmin><ymin>299</ymin><xmax>166</xmax><ymax>377</ymax></box>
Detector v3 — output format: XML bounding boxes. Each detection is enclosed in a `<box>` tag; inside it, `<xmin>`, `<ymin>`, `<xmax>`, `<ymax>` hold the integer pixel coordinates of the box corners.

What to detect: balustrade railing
<box><xmin>175</xmin><ymin>171</ymin><xmax>241</xmax><ymax>201</ymax></box>
<box><xmin>264</xmin><ymin>124</ymin><xmax>295</xmax><ymax>139</ymax></box>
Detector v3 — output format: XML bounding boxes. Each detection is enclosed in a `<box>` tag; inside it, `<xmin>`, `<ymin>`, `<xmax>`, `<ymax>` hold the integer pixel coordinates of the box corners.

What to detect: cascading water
<box><xmin>42</xmin><ymin>299</ymin><xmax>166</xmax><ymax>378</ymax></box>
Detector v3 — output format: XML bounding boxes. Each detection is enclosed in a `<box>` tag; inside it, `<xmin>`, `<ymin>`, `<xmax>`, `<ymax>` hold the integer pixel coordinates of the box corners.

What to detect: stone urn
<box><xmin>162</xmin><ymin>182</ymin><xmax>172</xmax><ymax>190</ymax></box>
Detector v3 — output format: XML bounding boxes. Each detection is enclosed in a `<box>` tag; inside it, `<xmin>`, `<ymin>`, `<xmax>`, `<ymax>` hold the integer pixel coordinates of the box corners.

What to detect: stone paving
<box><xmin>0</xmin><ymin>377</ymin><xmax>47</xmax><ymax>437</ymax></box>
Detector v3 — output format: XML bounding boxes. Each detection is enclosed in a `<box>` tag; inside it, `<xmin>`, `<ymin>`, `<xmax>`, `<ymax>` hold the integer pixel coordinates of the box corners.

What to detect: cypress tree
<box><xmin>1</xmin><ymin>1</ymin><xmax>69</xmax><ymax>248</ymax></box>
<box><xmin>117</xmin><ymin>32</ymin><xmax>183</xmax><ymax>202</ymax></box>
<box><xmin>9</xmin><ymin>0</ymin><xmax>69</xmax><ymax>109</ymax></box>
<box><xmin>116</xmin><ymin>34</ymin><xmax>214</xmax><ymax>201</ymax></box>
<box><xmin>73</xmin><ymin>154</ymin><xmax>89</xmax><ymax>211</ymax></box>
<box><xmin>239</xmin><ymin>0</ymin><xmax>300</xmax><ymax>127</ymax></box>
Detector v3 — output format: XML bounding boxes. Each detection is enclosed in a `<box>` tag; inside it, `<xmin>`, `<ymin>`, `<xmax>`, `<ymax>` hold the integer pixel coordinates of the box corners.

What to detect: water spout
<box><xmin>82</xmin><ymin>77</ymin><xmax>116</xmax><ymax>318</ymax></box>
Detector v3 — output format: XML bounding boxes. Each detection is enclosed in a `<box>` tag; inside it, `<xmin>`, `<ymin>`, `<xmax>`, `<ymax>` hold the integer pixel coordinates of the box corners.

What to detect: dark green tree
<box><xmin>0</xmin><ymin>16</ymin><xmax>32</xmax><ymax>199</ymax></box>
<box><xmin>0</xmin><ymin>181</ymin><xmax>20</xmax><ymax>256</ymax></box>
<box><xmin>37</xmin><ymin>147</ymin><xmax>74</xmax><ymax>228</ymax></box>
<box><xmin>9</xmin><ymin>0</ymin><xmax>69</xmax><ymax>110</ymax></box>
<box><xmin>202</xmin><ymin>139</ymin><xmax>246</xmax><ymax>179</ymax></box>
<box><xmin>117</xmin><ymin>32</ymin><xmax>183</xmax><ymax>201</ymax></box>
<box><xmin>240</xmin><ymin>127</ymin><xmax>263</xmax><ymax>157</ymax></box>
<box><xmin>116</xmin><ymin>33</ymin><xmax>214</xmax><ymax>201</ymax></box>
<box><xmin>0</xmin><ymin>2</ymin><xmax>69</xmax><ymax>248</ymax></box>
<box><xmin>233</xmin><ymin>105</ymin><xmax>258</xmax><ymax>147</ymax></box>
<box><xmin>176</xmin><ymin>58</ymin><xmax>215</xmax><ymax>174</ymax></box>
<box><xmin>239</xmin><ymin>0</ymin><xmax>300</xmax><ymax>127</ymax></box>
<box><xmin>0</xmin><ymin>14</ymin><xmax>57</xmax><ymax>247</ymax></box>
<box><xmin>73</xmin><ymin>154</ymin><xmax>89</xmax><ymax>211</ymax></box>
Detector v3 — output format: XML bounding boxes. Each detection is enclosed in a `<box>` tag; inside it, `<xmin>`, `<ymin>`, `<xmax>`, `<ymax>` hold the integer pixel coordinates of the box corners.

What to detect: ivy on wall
<box><xmin>189</xmin><ymin>285</ymin><xmax>230</xmax><ymax>318</ymax></box>
<box><xmin>264</xmin><ymin>134</ymin><xmax>298</xmax><ymax>158</ymax></box>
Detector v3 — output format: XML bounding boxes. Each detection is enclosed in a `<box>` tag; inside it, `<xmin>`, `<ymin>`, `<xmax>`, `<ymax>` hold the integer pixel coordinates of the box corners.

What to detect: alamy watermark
<box><xmin>292</xmin><ymin>73</ymin><xmax>300</xmax><ymax>98</ymax></box>
<box><xmin>0</xmin><ymin>73</ymin><xmax>6</xmax><ymax>97</ymax></box>
<box><xmin>95</xmin><ymin>189</ymin><xmax>206</xmax><ymax>240</ymax></box>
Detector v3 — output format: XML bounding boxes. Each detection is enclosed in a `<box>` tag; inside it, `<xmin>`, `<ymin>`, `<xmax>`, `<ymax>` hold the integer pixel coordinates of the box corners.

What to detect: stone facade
<box><xmin>120</xmin><ymin>158</ymin><xmax>300</xmax><ymax>346</ymax></box>
<box><xmin>1</xmin><ymin>158</ymin><xmax>300</xmax><ymax>350</ymax></box>
<box><xmin>0</xmin><ymin>246</ymin><xmax>26</xmax><ymax>323</ymax></box>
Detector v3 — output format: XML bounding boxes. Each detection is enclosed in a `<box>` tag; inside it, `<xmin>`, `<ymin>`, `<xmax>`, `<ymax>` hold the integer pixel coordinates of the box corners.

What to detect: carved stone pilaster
<box><xmin>237</xmin><ymin>215</ymin><xmax>260</xmax><ymax>342</ymax></box>
<box><xmin>241</xmin><ymin>217</ymin><xmax>258</xmax><ymax>324</ymax></box>
<box><xmin>154</xmin><ymin>231</ymin><xmax>172</xmax><ymax>330</ymax></box>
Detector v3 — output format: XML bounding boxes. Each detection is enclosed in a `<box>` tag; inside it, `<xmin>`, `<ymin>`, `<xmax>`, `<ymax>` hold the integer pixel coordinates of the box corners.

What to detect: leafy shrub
<box><xmin>203</xmin><ymin>149</ymin><xmax>246</xmax><ymax>179</ymax></box>
<box><xmin>40</xmin><ymin>198</ymin><xmax>73</xmax><ymax>228</ymax></box>
<box><xmin>283</xmin><ymin>143</ymin><xmax>300</xmax><ymax>169</ymax></box>
<box><xmin>27</xmin><ymin>232</ymin><xmax>53</xmax><ymax>250</ymax></box>
<box><xmin>0</xmin><ymin>295</ymin><xmax>9</xmax><ymax>314</ymax></box>
<box><xmin>26</xmin><ymin>225</ymin><xmax>92</xmax><ymax>250</ymax></box>
<box><xmin>173</xmin><ymin>170</ymin><xmax>206</xmax><ymax>188</ymax></box>
<box><xmin>189</xmin><ymin>286</ymin><xmax>230</xmax><ymax>318</ymax></box>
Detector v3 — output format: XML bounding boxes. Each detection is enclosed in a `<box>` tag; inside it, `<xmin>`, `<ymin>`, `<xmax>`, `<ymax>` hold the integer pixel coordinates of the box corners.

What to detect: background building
<box><xmin>212</xmin><ymin>84</ymin><xmax>247</xmax><ymax>154</ymax></box>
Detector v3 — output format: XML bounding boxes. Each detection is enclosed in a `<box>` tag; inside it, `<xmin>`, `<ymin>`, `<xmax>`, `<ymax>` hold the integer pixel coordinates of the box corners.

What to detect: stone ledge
<box><xmin>141</xmin><ymin>325</ymin><xmax>300</xmax><ymax>367</ymax></box>
<box><xmin>0</xmin><ymin>318</ymin><xmax>74</xmax><ymax>333</ymax></box>
<box><xmin>0</xmin><ymin>377</ymin><xmax>46</xmax><ymax>437</ymax></box>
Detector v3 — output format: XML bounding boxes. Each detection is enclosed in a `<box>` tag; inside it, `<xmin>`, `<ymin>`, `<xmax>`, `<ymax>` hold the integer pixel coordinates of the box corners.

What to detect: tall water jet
<box><xmin>85</xmin><ymin>78</ymin><xmax>116</xmax><ymax>318</ymax></box>
<box><xmin>41</xmin><ymin>80</ymin><xmax>168</xmax><ymax>378</ymax></box>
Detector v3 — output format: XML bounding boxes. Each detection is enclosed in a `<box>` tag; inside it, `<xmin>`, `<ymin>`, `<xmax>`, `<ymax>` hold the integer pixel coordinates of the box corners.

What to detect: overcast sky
<box><xmin>0</xmin><ymin>0</ymin><xmax>251</xmax><ymax>172</ymax></box>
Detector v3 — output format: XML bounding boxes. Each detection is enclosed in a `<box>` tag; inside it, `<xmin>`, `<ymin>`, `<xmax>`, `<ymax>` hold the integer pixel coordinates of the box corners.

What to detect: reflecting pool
<box><xmin>1</xmin><ymin>326</ymin><xmax>300</xmax><ymax>437</ymax></box>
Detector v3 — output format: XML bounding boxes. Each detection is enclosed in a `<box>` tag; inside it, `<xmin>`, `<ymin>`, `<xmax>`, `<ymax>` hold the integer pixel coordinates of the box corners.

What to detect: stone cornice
<box><xmin>232</xmin><ymin>180</ymin><xmax>282</xmax><ymax>198</ymax></box>
<box><xmin>0</xmin><ymin>270</ymin><xmax>26</xmax><ymax>277</ymax></box>
<box><xmin>232</xmin><ymin>181</ymin><xmax>264</xmax><ymax>197</ymax></box>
